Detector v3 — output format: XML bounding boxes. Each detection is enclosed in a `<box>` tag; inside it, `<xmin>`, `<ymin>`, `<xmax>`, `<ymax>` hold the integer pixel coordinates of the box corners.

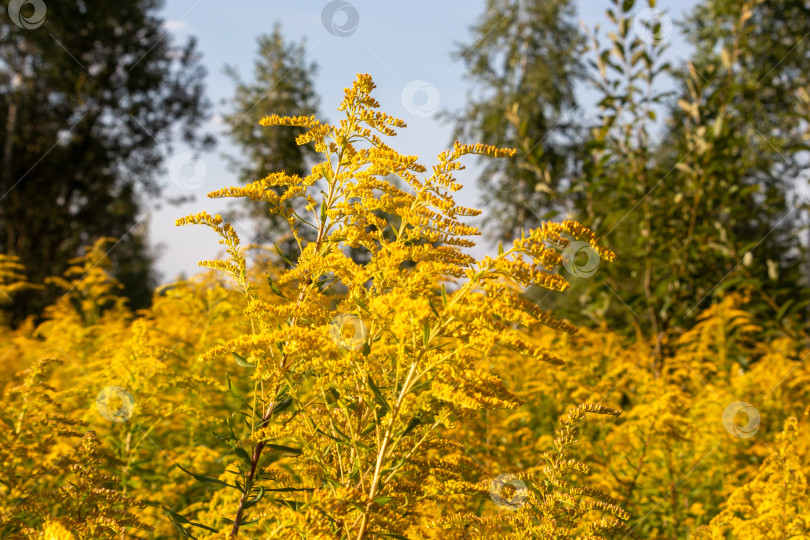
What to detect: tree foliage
<box><xmin>451</xmin><ymin>0</ymin><xmax>810</xmax><ymax>358</ymax></box>
<box><xmin>0</xmin><ymin>0</ymin><xmax>215</xmax><ymax>320</ymax></box>
<box><xmin>223</xmin><ymin>23</ymin><xmax>320</xmax><ymax>263</ymax></box>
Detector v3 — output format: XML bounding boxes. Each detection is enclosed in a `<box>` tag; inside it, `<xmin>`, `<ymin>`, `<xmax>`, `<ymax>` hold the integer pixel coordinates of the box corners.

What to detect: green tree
<box><xmin>575</xmin><ymin>0</ymin><xmax>809</xmax><ymax>359</ymax></box>
<box><xmin>452</xmin><ymin>0</ymin><xmax>810</xmax><ymax>359</ymax></box>
<box><xmin>448</xmin><ymin>0</ymin><xmax>586</xmax><ymax>242</ymax></box>
<box><xmin>223</xmin><ymin>23</ymin><xmax>320</xmax><ymax>264</ymax></box>
<box><xmin>0</xmin><ymin>0</ymin><xmax>214</xmax><ymax>320</ymax></box>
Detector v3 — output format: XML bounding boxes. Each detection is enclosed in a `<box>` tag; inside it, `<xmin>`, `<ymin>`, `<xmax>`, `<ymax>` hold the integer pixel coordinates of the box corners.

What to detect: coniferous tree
<box><xmin>222</xmin><ymin>23</ymin><xmax>320</xmax><ymax>265</ymax></box>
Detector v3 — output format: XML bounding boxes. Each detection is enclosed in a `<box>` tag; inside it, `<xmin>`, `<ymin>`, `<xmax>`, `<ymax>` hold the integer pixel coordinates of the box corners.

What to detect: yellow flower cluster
<box><xmin>20</xmin><ymin>74</ymin><xmax>810</xmax><ymax>540</ymax></box>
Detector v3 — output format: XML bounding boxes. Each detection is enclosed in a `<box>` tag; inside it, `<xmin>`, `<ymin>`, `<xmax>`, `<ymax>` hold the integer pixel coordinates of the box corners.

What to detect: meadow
<box><xmin>1</xmin><ymin>73</ymin><xmax>808</xmax><ymax>539</ymax></box>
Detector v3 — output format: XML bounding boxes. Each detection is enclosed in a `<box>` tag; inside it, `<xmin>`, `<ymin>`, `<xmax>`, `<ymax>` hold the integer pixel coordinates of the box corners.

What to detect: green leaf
<box><xmin>315</xmin><ymin>427</ymin><xmax>345</xmax><ymax>443</ymax></box>
<box><xmin>273</xmin><ymin>243</ymin><xmax>295</xmax><ymax>266</ymax></box>
<box><xmin>370</xmin><ymin>532</ymin><xmax>410</xmax><ymax>539</ymax></box>
<box><xmin>226</xmin><ymin>375</ymin><xmax>244</xmax><ymax>402</ymax></box>
<box><xmin>269</xmin><ymin>499</ymin><xmax>304</xmax><ymax>510</ymax></box>
<box><xmin>176</xmin><ymin>464</ymin><xmax>237</xmax><ymax>489</ymax></box>
<box><xmin>234</xmin><ymin>446</ymin><xmax>252</xmax><ymax>466</ymax></box>
<box><xmin>267</xmin><ymin>275</ymin><xmax>286</xmax><ymax>298</ymax></box>
<box><xmin>163</xmin><ymin>505</ymin><xmax>190</xmax><ymax>525</ymax></box>
<box><xmin>498</xmin><ymin>241</ymin><xmax>503</xmax><ymax>256</ymax></box>
<box><xmin>162</xmin><ymin>506</ymin><xmax>195</xmax><ymax>538</ymax></box>
<box><xmin>367</xmin><ymin>373</ymin><xmax>390</xmax><ymax>413</ymax></box>
<box><xmin>427</xmin><ymin>298</ymin><xmax>440</xmax><ymax>318</ymax></box>
<box><xmin>320</xmin><ymin>200</ymin><xmax>328</xmax><ymax>223</ymax></box>
<box><xmin>440</xmin><ymin>284</ymin><xmax>448</xmax><ymax>307</ymax></box>
<box><xmin>776</xmin><ymin>299</ymin><xmax>795</xmax><ymax>322</ymax></box>
<box><xmin>354</xmin><ymin>297</ymin><xmax>372</xmax><ymax>314</ymax></box>
<box><xmin>326</xmin><ymin>387</ymin><xmax>340</xmax><ymax>404</ymax></box>
<box><xmin>190</xmin><ymin>522</ymin><xmax>218</xmax><ymax>533</ymax></box>
<box><xmin>269</xmin><ymin>396</ymin><xmax>293</xmax><ymax>416</ymax></box>
<box><xmin>400</xmin><ymin>415</ymin><xmax>422</xmax><ymax>438</ymax></box>
<box><xmin>265</xmin><ymin>444</ymin><xmax>303</xmax><ymax>456</ymax></box>
<box><xmin>422</xmin><ymin>322</ymin><xmax>430</xmax><ymax>347</ymax></box>
<box><xmin>243</xmin><ymin>486</ymin><xmax>265</xmax><ymax>510</ymax></box>
<box><xmin>233</xmin><ymin>352</ymin><xmax>255</xmax><ymax>368</ymax></box>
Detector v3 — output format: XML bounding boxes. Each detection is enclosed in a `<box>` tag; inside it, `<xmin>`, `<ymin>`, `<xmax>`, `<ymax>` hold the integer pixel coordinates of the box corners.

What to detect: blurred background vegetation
<box><xmin>2</xmin><ymin>0</ymin><xmax>808</xmax><ymax>348</ymax></box>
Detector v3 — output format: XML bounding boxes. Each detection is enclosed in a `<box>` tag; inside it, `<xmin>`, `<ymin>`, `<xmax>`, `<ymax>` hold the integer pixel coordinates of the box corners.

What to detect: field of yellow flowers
<box><xmin>1</xmin><ymin>74</ymin><xmax>809</xmax><ymax>539</ymax></box>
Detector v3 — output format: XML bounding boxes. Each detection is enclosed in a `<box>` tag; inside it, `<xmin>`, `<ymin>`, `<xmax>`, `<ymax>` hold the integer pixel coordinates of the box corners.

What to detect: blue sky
<box><xmin>151</xmin><ymin>0</ymin><xmax>701</xmax><ymax>284</ymax></box>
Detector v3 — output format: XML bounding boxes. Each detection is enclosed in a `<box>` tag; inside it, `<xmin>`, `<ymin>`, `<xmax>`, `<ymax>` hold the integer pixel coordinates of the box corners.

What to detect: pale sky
<box><xmin>150</xmin><ymin>0</ymin><xmax>700</xmax><ymax>284</ymax></box>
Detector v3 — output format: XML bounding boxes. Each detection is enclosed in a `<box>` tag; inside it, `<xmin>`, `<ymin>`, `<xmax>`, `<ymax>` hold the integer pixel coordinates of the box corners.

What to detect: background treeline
<box><xmin>2</xmin><ymin>0</ymin><xmax>808</xmax><ymax>350</ymax></box>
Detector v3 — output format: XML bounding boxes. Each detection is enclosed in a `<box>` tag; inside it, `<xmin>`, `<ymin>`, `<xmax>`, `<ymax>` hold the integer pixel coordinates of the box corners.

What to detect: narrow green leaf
<box><xmin>188</xmin><ymin>521</ymin><xmax>218</xmax><ymax>533</ymax></box>
<box><xmin>265</xmin><ymin>443</ymin><xmax>303</xmax><ymax>456</ymax></box>
<box><xmin>498</xmin><ymin>242</ymin><xmax>503</xmax><ymax>256</ymax></box>
<box><xmin>162</xmin><ymin>505</ymin><xmax>190</xmax><ymax>525</ymax></box>
<box><xmin>354</xmin><ymin>297</ymin><xmax>372</xmax><ymax>314</ymax></box>
<box><xmin>422</xmin><ymin>322</ymin><xmax>430</xmax><ymax>347</ymax></box>
<box><xmin>162</xmin><ymin>507</ymin><xmax>194</xmax><ymax>538</ymax></box>
<box><xmin>316</xmin><ymin>426</ymin><xmax>347</xmax><ymax>443</ymax></box>
<box><xmin>776</xmin><ymin>299</ymin><xmax>795</xmax><ymax>322</ymax></box>
<box><xmin>400</xmin><ymin>415</ymin><xmax>422</xmax><ymax>438</ymax></box>
<box><xmin>320</xmin><ymin>200</ymin><xmax>328</xmax><ymax>223</ymax></box>
<box><xmin>269</xmin><ymin>397</ymin><xmax>293</xmax><ymax>416</ymax></box>
<box><xmin>176</xmin><ymin>464</ymin><xmax>237</xmax><ymax>489</ymax></box>
<box><xmin>367</xmin><ymin>373</ymin><xmax>390</xmax><ymax>413</ymax></box>
<box><xmin>243</xmin><ymin>486</ymin><xmax>265</xmax><ymax>510</ymax></box>
<box><xmin>269</xmin><ymin>499</ymin><xmax>304</xmax><ymax>510</ymax></box>
<box><xmin>234</xmin><ymin>446</ymin><xmax>252</xmax><ymax>466</ymax></box>
<box><xmin>427</xmin><ymin>297</ymin><xmax>440</xmax><ymax>318</ymax></box>
<box><xmin>226</xmin><ymin>375</ymin><xmax>244</xmax><ymax>402</ymax></box>
<box><xmin>233</xmin><ymin>352</ymin><xmax>255</xmax><ymax>368</ymax></box>
<box><xmin>273</xmin><ymin>243</ymin><xmax>295</xmax><ymax>266</ymax></box>
<box><xmin>325</xmin><ymin>387</ymin><xmax>340</xmax><ymax>405</ymax></box>
<box><xmin>440</xmin><ymin>284</ymin><xmax>448</xmax><ymax>307</ymax></box>
<box><xmin>267</xmin><ymin>275</ymin><xmax>286</xmax><ymax>298</ymax></box>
